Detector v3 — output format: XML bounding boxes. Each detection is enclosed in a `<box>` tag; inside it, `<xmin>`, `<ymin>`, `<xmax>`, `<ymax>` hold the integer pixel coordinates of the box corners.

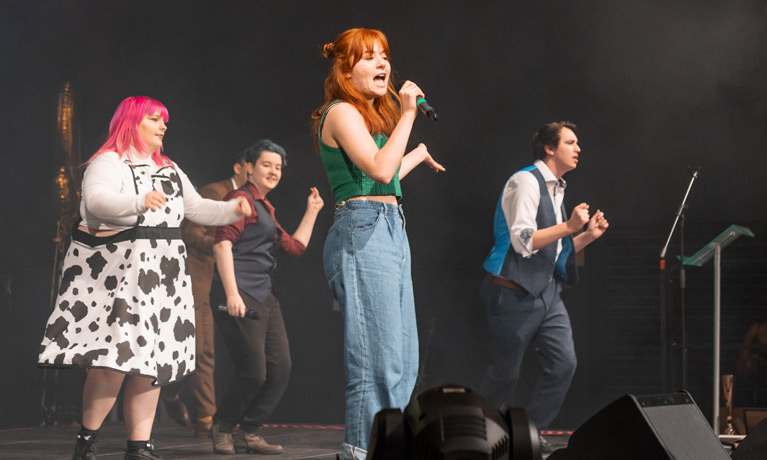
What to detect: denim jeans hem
<box><xmin>340</xmin><ymin>442</ymin><xmax>367</xmax><ymax>460</ymax></box>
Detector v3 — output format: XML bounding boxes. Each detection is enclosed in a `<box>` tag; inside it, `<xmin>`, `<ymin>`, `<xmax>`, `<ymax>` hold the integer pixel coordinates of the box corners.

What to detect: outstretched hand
<box><xmin>413</xmin><ymin>143</ymin><xmax>445</xmax><ymax>173</ymax></box>
<box><xmin>306</xmin><ymin>187</ymin><xmax>324</xmax><ymax>214</ymax></box>
<box><xmin>419</xmin><ymin>144</ymin><xmax>445</xmax><ymax>173</ymax></box>
<box><xmin>399</xmin><ymin>143</ymin><xmax>446</xmax><ymax>180</ymax></box>
<box><xmin>235</xmin><ymin>196</ymin><xmax>252</xmax><ymax>217</ymax></box>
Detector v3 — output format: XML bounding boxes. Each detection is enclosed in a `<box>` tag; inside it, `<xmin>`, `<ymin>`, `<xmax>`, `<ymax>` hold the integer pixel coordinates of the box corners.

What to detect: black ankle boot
<box><xmin>72</xmin><ymin>432</ymin><xmax>98</xmax><ymax>460</ymax></box>
<box><xmin>124</xmin><ymin>441</ymin><xmax>164</xmax><ymax>460</ymax></box>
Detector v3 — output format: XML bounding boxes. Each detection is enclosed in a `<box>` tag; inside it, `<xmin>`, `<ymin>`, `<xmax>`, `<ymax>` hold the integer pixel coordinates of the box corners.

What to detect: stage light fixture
<box><xmin>367</xmin><ymin>384</ymin><xmax>541</xmax><ymax>460</ymax></box>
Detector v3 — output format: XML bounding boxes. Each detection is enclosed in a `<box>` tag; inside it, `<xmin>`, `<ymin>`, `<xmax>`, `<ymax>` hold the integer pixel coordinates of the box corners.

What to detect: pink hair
<box><xmin>87</xmin><ymin>96</ymin><xmax>171</xmax><ymax>167</ymax></box>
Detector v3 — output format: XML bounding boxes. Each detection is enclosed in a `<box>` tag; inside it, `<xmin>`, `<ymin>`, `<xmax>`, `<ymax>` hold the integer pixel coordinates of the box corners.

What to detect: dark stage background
<box><xmin>2</xmin><ymin>0</ymin><xmax>766</xmax><ymax>432</ymax></box>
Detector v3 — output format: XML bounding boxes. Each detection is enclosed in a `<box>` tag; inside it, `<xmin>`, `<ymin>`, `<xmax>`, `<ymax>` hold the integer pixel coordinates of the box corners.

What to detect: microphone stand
<box><xmin>659</xmin><ymin>169</ymin><xmax>698</xmax><ymax>391</ymax></box>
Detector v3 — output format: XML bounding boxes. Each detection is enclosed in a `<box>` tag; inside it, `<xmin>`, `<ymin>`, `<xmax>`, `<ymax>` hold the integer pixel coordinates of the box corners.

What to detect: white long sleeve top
<box><xmin>79</xmin><ymin>149</ymin><xmax>240</xmax><ymax>231</ymax></box>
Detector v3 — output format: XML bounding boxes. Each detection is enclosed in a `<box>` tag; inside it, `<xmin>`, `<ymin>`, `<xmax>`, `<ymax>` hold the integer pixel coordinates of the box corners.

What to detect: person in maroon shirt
<box><xmin>209</xmin><ymin>140</ymin><xmax>324</xmax><ymax>455</ymax></box>
<box><xmin>160</xmin><ymin>151</ymin><xmax>253</xmax><ymax>437</ymax></box>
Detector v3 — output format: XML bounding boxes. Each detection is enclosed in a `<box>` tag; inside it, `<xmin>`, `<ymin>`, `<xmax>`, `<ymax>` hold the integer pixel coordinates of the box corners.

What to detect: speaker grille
<box><xmin>442</xmin><ymin>414</ymin><xmax>486</xmax><ymax>439</ymax></box>
<box><xmin>412</xmin><ymin>414</ymin><xmax>490</xmax><ymax>460</ymax></box>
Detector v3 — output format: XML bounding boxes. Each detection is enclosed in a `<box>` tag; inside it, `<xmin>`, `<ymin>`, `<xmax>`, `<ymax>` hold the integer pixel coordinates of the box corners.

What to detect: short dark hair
<box><xmin>243</xmin><ymin>139</ymin><xmax>287</xmax><ymax>167</ymax></box>
<box><xmin>532</xmin><ymin>121</ymin><xmax>577</xmax><ymax>160</ymax></box>
<box><xmin>233</xmin><ymin>151</ymin><xmax>248</xmax><ymax>166</ymax></box>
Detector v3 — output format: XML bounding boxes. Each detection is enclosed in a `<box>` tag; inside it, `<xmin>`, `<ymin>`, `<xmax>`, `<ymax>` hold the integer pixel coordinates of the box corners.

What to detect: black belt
<box><xmin>73</xmin><ymin>226</ymin><xmax>182</xmax><ymax>247</ymax></box>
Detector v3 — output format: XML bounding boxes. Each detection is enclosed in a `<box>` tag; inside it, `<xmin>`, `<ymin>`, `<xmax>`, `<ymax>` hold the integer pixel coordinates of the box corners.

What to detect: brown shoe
<box><xmin>233</xmin><ymin>427</ymin><xmax>283</xmax><ymax>455</ymax></box>
<box><xmin>211</xmin><ymin>423</ymin><xmax>235</xmax><ymax>455</ymax></box>
<box><xmin>160</xmin><ymin>393</ymin><xmax>191</xmax><ymax>427</ymax></box>
<box><xmin>195</xmin><ymin>418</ymin><xmax>213</xmax><ymax>438</ymax></box>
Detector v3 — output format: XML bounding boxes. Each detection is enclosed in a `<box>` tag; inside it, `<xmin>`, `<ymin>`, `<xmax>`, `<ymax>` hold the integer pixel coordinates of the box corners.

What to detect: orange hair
<box><xmin>312</xmin><ymin>28</ymin><xmax>401</xmax><ymax>149</ymax></box>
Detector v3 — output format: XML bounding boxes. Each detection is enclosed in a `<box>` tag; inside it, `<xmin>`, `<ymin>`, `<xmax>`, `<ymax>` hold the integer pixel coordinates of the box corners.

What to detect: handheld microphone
<box><xmin>417</xmin><ymin>98</ymin><xmax>438</xmax><ymax>121</ymax></box>
<box><xmin>394</xmin><ymin>79</ymin><xmax>438</xmax><ymax>121</ymax></box>
<box><xmin>217</xmin><ymin>305</ymin><xmax>259</xmax><ymax>320</ymax></box>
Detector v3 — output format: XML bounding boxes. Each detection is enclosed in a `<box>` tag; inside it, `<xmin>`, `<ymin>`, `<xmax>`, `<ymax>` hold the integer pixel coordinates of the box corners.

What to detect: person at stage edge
<box><xmin>209</xmin><ymin>140</ymin><xmax>324</xmax><ymax>455</ymax></box>
<box><xmin>312</xmin><ymin>28</ymin><xmax>445</xmax><ymax>460</ymax></box>
<box><xmin>37</xmin><ymin>96</ymin><xmax>252</xmax><ymax>460</ymax></box>
<box><xmin>479</xmin><ymin>121</ymin><xmax>609</xmax><ymax>431</ymax></box>
<box><xmin>160</xmin><ymin>151</ymin><xmax>254</xmax><ymax>437</ymax></box>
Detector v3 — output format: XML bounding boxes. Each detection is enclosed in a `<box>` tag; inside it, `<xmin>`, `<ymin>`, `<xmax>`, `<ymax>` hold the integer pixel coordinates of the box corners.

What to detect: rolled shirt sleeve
<box><xmin>503</xmin><ymin>171</ymin><xmax>540</xmax><ymax>258</ymax></box>
<box><xmin>214</xmin><ymin>187</ymin><xmax>306</xmax><ymax>257</ymax></box>
<box><xmin>276</xmin><ymin>227</ymin><xmax>306</xmax><ymax>257</ymax></box>
<box><xmin>215</xmin><ymin>190</ymin><xmax>251</xmax><ymax>244</ymax></box>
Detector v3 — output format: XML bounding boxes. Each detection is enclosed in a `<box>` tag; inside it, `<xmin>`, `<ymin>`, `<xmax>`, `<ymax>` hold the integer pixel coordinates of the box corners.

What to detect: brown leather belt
<box><xmin>486</xmin><ymin>273</ymin><xmax>522</xmax><ymax>290</ymax></box>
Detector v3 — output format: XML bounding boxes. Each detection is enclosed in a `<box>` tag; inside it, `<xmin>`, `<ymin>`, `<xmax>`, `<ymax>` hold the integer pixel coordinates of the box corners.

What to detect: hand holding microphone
<box><xmin>398</xmin><ymin>80</ymin><xmax>438</xmax><ymax>121</ymax></box>
<box><xmin>218</xmin><ymin>304</ymin><xmax>259</xmax><ymax>320</ymax></box>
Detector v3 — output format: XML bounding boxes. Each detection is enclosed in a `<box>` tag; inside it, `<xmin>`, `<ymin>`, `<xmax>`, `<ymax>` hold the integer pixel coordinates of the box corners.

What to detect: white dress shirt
<box><xmin>501</xmin><ymin>159</ymin><xmax>566</xmax><ymax>259</ymax></box>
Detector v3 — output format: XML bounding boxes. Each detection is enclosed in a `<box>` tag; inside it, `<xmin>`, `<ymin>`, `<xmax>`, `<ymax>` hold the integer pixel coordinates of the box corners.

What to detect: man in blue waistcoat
<box><xmin>479</xmin><ymin>121</ymin><xmax>609</xmax><ymax>430</ymax></box>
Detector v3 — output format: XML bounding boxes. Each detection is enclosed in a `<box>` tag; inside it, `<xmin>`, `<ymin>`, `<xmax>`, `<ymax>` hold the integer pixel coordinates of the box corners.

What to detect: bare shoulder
<box><xmin>322</xmin><ymin>102</ymin><xmax>368</xmax><ymax>148</ymax></box>
<box><xmin>324</xmin><ymin>102</ymin><xmax>363</xmax><ymax>124</ymax></box>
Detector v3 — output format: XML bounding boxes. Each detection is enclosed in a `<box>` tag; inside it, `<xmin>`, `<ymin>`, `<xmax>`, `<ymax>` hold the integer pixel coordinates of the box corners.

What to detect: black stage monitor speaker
<box><xmin>731</xmin><ymin>419</ymin><xmax>767</xmax><ymax>460</ymax></box>
<box><xmin>547</xmin><ymin>391</ymin><xmax>729</xmax><ymax>460</ymax></box>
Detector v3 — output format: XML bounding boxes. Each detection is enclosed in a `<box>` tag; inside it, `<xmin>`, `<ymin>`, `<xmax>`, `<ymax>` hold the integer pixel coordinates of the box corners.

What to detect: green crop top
<box><xmin>318</xmin><ymin>101</ymin><xmax>402</xmax><ymax>205</ymax></box>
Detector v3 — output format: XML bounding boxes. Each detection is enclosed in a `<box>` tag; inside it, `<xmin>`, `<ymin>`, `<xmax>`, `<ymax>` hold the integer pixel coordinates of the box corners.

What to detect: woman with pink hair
<box><xmin>38</xmin><ymin>96</ymin><xmax>251</xmax><ymax>460</ymax></box>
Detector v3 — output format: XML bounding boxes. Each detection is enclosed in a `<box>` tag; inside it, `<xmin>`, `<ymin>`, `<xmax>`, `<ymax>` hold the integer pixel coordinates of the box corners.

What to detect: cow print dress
<box><xmin>39</xmin><ymin>160</ymin><xmax>196</xmax><ymax>385</ymax></box>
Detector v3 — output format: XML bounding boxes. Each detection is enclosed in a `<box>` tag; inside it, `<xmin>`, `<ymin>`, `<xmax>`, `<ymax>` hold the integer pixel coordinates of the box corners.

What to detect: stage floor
<box><xmin>0</xmin><ymin>422</ymin><xmax>343</xmax><ymax>460</ymax></box>
<box><xmin>0</xmin><ymin>423</ymin><xmax>734</xmax><ymax>459</ymax></box>
<box><xmin>0</xmin><ymin>422</ymin><xmax>573</xmax><ymax>459</ymax></box>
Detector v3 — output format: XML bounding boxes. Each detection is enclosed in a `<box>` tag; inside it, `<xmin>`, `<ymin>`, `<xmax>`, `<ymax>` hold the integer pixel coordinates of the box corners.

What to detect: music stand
<box><xmin>683</xmin><ymin>224</ymin><xmax>754</xmax><ymax>434</ymax></box>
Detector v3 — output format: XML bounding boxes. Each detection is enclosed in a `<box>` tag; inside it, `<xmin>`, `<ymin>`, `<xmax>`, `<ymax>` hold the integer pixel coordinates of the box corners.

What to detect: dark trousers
<box><xmin>211</xmin><ymin>290</ymin><xmax>291</xmax><ymax>433</ymax></box>
<box><xmin>479</xmin><ymin>276</ymin><xmax>576</xmax><ymax>429</ymax></box>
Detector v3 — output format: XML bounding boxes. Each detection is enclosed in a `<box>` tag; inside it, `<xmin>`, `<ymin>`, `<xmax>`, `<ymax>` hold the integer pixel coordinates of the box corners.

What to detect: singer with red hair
<box><xmin>38</xmin><ymin>96</ymin><xmax>251</xmax><ymax>460</ymax></box>
<box><xmin>312</xmin><ymin>28</ymin><xmax>444</xmax><ymax>460</ymax></box>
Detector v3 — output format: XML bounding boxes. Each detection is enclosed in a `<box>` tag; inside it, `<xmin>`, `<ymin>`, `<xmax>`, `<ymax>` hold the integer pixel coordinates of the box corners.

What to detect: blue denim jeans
<box><xmin>323</xmin><ymin>200</ymin><xmax>418</xmax><ymax>459</ymax></box>
<box><xmin>479</xmin><ymin>276</ymin><xmax>576</xmax><ymax>429</ymax></box>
